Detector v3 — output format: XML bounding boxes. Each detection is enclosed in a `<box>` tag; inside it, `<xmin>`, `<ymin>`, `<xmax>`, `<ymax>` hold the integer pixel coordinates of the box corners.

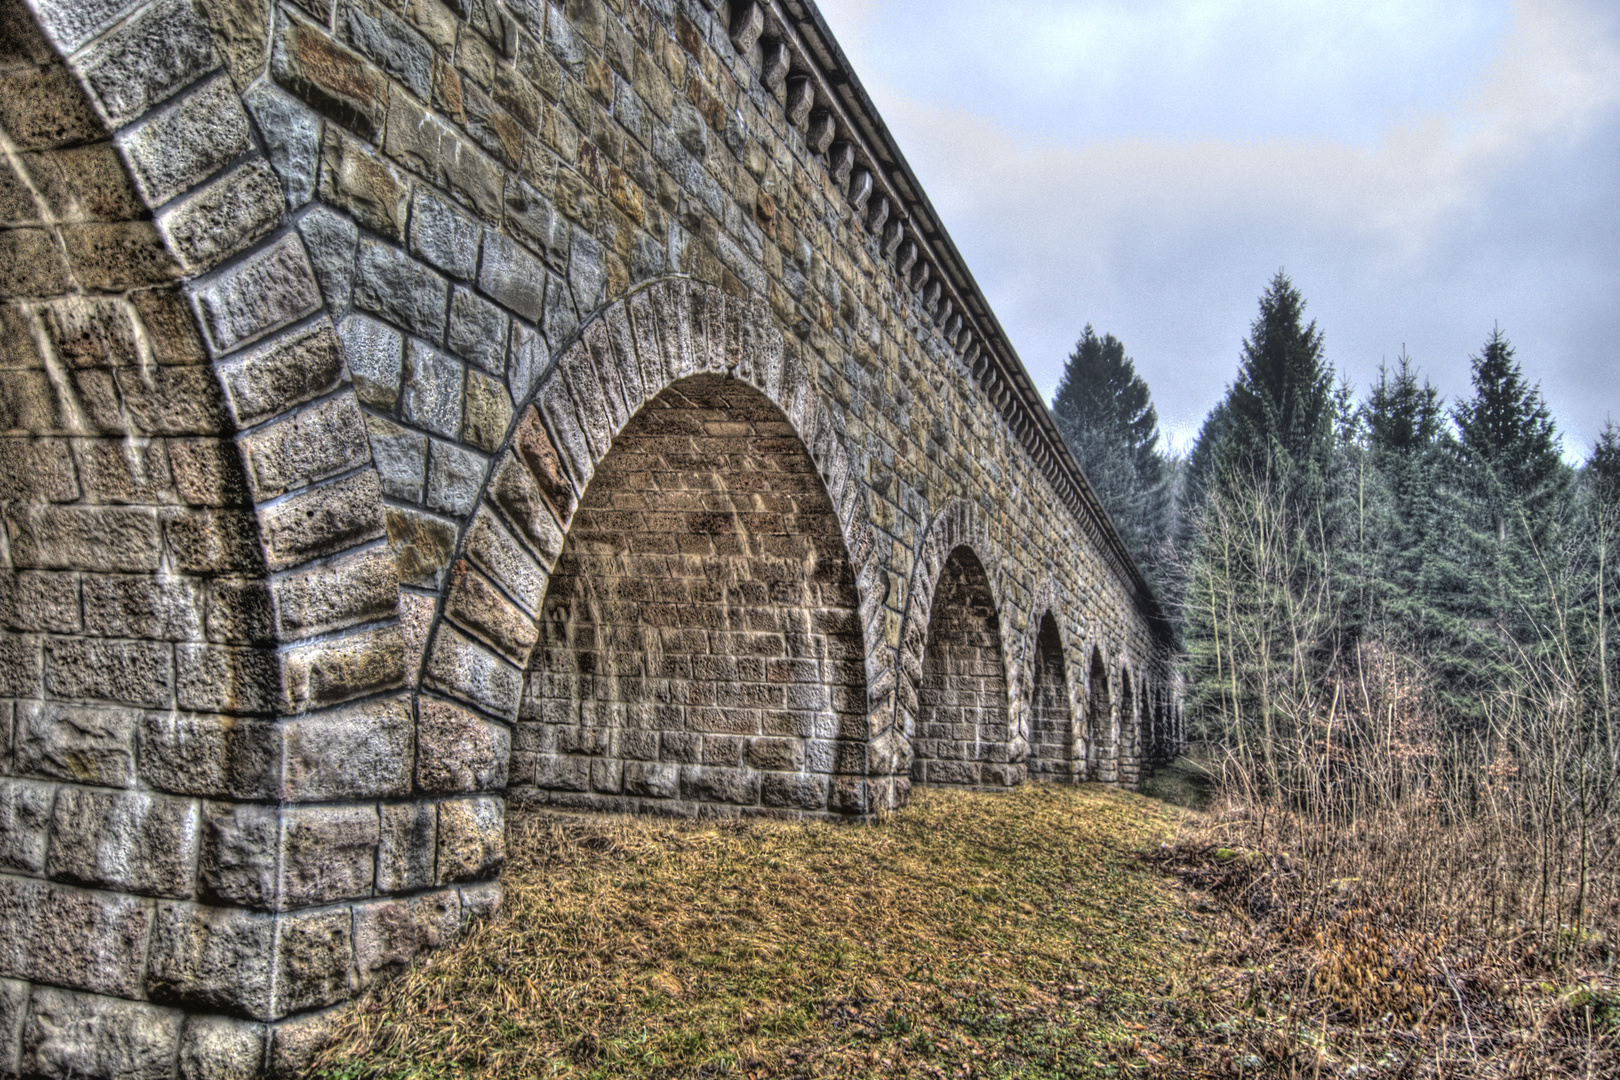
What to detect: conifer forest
<box><xmin>1054</xmin><ymin>272</ymin><xmax>1619</xmax><ymax>1073</ymax></box>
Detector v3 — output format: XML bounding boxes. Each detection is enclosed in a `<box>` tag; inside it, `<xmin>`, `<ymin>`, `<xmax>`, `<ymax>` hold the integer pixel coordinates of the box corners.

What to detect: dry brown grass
<box><xmin>311</xmin><ymin>784</ymin><xmax>1203</xmax><ymax>1080</ymax></box>
<box><xmin>1153</xmin><ymin>795</ymin><xmax>1620</xmax><ymax>1079</ymax></box>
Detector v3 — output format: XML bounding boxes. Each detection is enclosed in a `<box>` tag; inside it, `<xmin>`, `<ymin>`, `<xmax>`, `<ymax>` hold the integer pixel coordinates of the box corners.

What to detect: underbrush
<box><xmin>311</xmin><ymin>785</ymin><xmax>1200</xmax><ymax>1079</ymax></box>
<box><xmin>1154</xmin><ymin>789</ymin><xmax>1618</xmax><ymax>1078</ymax></box>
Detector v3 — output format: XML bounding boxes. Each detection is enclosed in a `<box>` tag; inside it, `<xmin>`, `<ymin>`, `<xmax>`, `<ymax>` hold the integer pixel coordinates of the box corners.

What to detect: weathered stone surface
<box><xmin>0</xmin><ymin>229</ymin><xmax>72</xmax><ymax>297</ymax></box>
<box><xmin>147</xmin><ymin>901</ymin><xmax>275</xmax><ymax>1017</ymax></box>
<box><xmin>5</xmin><ymin>505</ymin><xmax>161</xmax><ymax>573</ymax></box>
<box><xmin>0</xmin><ymin>976</ymin><xmax>25</xmax><ymax>1078</ymax></box>
<box><xmin>365</xmin><ymin>415</ymin><xmax>426</xmax><ymax>502</ymax></box>
<box><xmin>337</xmin><ymin>314</ymin><xmax>403</xmax><ymax>409</ymax></box>
<box><xmin>10</xmin><ymin>880</ymin><xmax>153</xmax><ymax>997</ymax></box>
<box><xmin>0</xmin><ymin>780</ymin><xmax>53</xmax><ymax>875</ymax></box>
<box><xmin>354</xmin><ymin>240</ymin><xmax>449</xmax><ymax>342</ymax></box>
<box><xmin>0</xmin><ymin>635</ymin><xmax>40</xmax><ymax>698</ymax></box>
<box><xmin>137</xmin><ymin>713</ymin><xmax>279</xmax><ymax>800</ymax></box>
<box><xmin>424</xmin><ymin>626</ymin><xmax>521</xmax><ymax>720</ymax></box>
<box><xmin>20</xmin><ymin>987</ymin><xmax>181</xmax><ymax>1080</ymax></box>
<box><xmin>435</xmin><ymin>795</ymin><xmax>504</xmax><ymax>883</ymax></box>
<box><xmin>296</xmin><ymin>206</ymin><xmax>359</xmax><ymax>311</ymax></box>
<box><xmin>409</xmin><ymin>187</ymin><xmax>482</xmax><ymax>282</ymax></box>
<box><xmin>416</xmin><ymin>696</ymin><xmax>510</xmax><ymax>793</ymax></box>
<box><xmin>267</xmin><ymin>1006</ymin><xmax>342</xmax><ymax>1079</ymax></box>
<box><xmin>259</xmin><ymin>470</ymin><xmax>385</xmax><ymax>570</ymax></box>
<box><xmin>477</xmin><ymin>230</ymin><xmax>546</xmax><ymax>322</ymax></box>
<box><xmin>78</xmin><ymin>575</ymin><xmax>199</xmax><ymax>643</ymax></box>
<box><xmin>174</xmin><ymin>643</ymin><xmax>280</xmax><ymax>715</ymax></box>
<box><xmin>271</xmin><ymin>907</ymin><xmax>353</xmax><ymax>1015</ymax></box>
<box><xmin>461</xmin><ymin>370</ymin><xmax>513</xmax><ymax>453</ymax></box>
<box><xmin>462</xmin><ymin>507</ymin><xmax>547</xmax><ymax>614</ymax></box>
<box><xmin>340</xmin><ymin>0</ymin><xmax>434</xmax><ymax>101</ymax></box>
<box><xmin>75</xmin><ymin>0</ymin><xmax>220</xmax><ymax>127</ymax></box>
<box><xmin>190</xmin><ymin>233</ymin><xmax>323</xmax><ymax>356</ymax></box>
<box><xmin>30</xmin><ymin>0</ymin><xmax>145</xmax><ymax>53</ymax></box>
<box><xmin>272</xmin><ymin>8</ymin><xmax>388</xmax><ymax>140</ymax></box>
<box><xmin>59</xmin><ymin>221</ymin><xmax>181</xmax><ymax>290</ymax></box>
<box><xmin>280</xmin><ymin>805</ymin><xmax>377</xmax><ymax>906</ymax></box>
<box><xmin>239</xmin><ymin>395</ymin><xmax>370</xmax><ymax>502</ymax></box>
<box><xmin>47</xmin><ymin>787</ymin><xmax>199</xmax><ymax>898</ymax></box>
<box><xmin>384</xmin><ymin>504</ymin><xmax>455</xmax><ymax>588</ymax></box>
<box><xmin>401</xmin><ymin>340</ymin><xmax>462</xmax><ymax>439</ymax></box>
<box><xmin>272</xmin><ymin>547</ymin><xmax>396</xmax><ymax>641</ymax></box>
<box><xmin>176</xmin><ymin>1015</ymin><xmax>265</xmax><ymax>1080</ymax></box>
<box><xmin>161</xmin><ymin>159</ymin><xmax>286</xmax><ymax>271</ymax></box>
<box><xmin>281</xmin><ymin>624</ymin><xmax>406</xmax><ymax>712</ymax></box>
<box><xmin>197</xmin><ymin>803</ymin><xmax>278</xmax><ymax>909</ymax></box>
<box><xmin>353</xmin><ymin>898</ymin><xmax>415</xmax><ymax>988</ymax></box>
<box><xmin>0</xmin><ymin>441</ymin><xmax>78</xmax><ymax>505</ymax></box>
<box><xmin>447</xmin><ymin>286</ymin><xmax>509</xmax><ymax>376</ymax></box>
<box><xmin>117</xmin><ymin>74</ymin><xmax>252</xmax><ymax>207</ymax></box>
<box><xmin>220</xmin><ymin>322</ymin><xmax>346</xmax><ymax>428</ymax></box>
<box><xmin>15</xmin><ymin>702</ymin><xmax>137</xmax><ymax>789</ymax></box>
<box><xmin>280</xmin><ymin>696</ymin><xmax>414</xmax><ymax>801</ymax></box>
<box><xmin>319</xmin><ymin>129</ymin><xmax>409</xmax><ymax>241</ymax></box>
<box><xmin>376</xmin><ymin>801</ymin><xmax>435</xmax><ymax>893</ymax></box>
<box><xmin>383</xmin><ymin>92</ymin><xmax>502</xmax><ymax>221</ymax></box>
<box><xmin>41</xmin><ymin>636</ymin><xmax>172</xmax><ymax>707</ymax></box>
<box><xmin>425</xmin><ymin>439</ymin><xmax>486</xmax><ymax>518</ymax></box>
<box><xmin>243</xmin><ymin>82</ymin><xmax>321</xmax><ymax>209</ymax></box>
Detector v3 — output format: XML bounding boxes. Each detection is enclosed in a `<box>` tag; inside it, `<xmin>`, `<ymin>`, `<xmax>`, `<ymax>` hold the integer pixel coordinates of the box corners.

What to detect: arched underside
<box><xmin>513</xmin><ymin>374</ymin><xmax>868</xmax><ymax>816</ymax></box>
<box><xmin>1085</xmin><ymin>647</ymin><xmax>1112</xmax><ymax>783</ymax></box>
<box><xmin>911</xmin><ymin>545</ymin><xmax>1019</xmax><ymax>789</ymax></box>
<box><xmin>1027</xmin><ymin>613</ymin><xmax>1074</xmax><ymax>781</ymax></box>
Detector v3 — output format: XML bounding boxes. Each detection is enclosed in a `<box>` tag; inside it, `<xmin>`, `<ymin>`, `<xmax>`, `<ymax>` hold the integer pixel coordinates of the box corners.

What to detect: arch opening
<box><xmin>911</xmin><ymin>545</ymin><xmax>1018</xmax><ymax>788</ymax></box>
<box><xmin>514</xmin><ymin>374</ymin><xmax>868</xmax><ymax>816</ymax></box>
<box><xmin>1085</xmin><ymin>647</ymin><xmax>1111</xmax><ymax>782</ymax></box>
<box><xmin>1118</xmin><ymin>665</ymin><xmax>1136</xmax><ymax>783</ymax></box>
<box><xmin>1026</xmin><ymin>613</ymin><xmax>1074</xmax><ymax>781</ymax></box>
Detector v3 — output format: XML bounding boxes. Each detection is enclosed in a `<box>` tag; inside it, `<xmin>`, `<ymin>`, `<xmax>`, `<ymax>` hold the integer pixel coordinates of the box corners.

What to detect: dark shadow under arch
<box><xmin>911</xmin><ymin>545</ymin><xmax>1017</xmax><ymax>788</ymax></box>
<box><xmin>1085</xmin><ymin>647</ymin><xmax>1111</xmax><ymax>782</ymax></box>
<box><xmin>1027</xmin><ymin>613</ymin><xmax>1075</xmax><ymax>781</ymax></box>
<box><xmin>513</xmin><ymin>374</ymin><xmax>868</xmax><ymax>816</ymax></box>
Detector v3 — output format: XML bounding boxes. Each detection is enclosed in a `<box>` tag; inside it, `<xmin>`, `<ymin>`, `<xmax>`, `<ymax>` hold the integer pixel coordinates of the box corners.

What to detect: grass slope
<box><xmin>314</xmin><ymin>785</ymin><xmax>1200</xmax><ymax>1079</ymax></box>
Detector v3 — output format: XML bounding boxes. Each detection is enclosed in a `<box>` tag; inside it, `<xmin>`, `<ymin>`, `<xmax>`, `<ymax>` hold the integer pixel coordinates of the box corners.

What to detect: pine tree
<box><xmin>1052</xmin><ymin>326</ymin><xmax>1172</xmax><ymax>592</ymax></box>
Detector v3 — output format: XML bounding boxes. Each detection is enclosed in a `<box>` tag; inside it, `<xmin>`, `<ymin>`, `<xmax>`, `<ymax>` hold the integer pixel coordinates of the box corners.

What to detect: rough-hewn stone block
<box><xmin>243</xmin><ymin>82</ymin><xmax>321</xmax><ymax>209</ymax></box>
<box><xmin>159</xmin><ymin>159</ymin><xmax>285</xmax><ymax>272</ymax></box>
<box><xmin>271</xmin><ymin>8</ymin><xmax>388</xmax><ymax>140</ymax></box>
<box><xmin>354</xmin><ymin>240</ymin><xmax>449</xmax><ymax>342</ymax></box>
<box><xmin>280</xmin><ymin>805</ymin><xmax>377</xmax><ymax>907</ymax></box>
<box><xmin>137</xmin><ymin>712</ymin><xmax>279</xmax><ymax>800</ymax></box>
<box><xmin>319</xmin><ymin>129</ymin><xmax>409</xmax><ymax>241</ymax></box>
<box><xmin>219</xmin><ymin>322</ymin><xmax>346</xmax><ymax>428</ymax></box>
<box><xmin>75</xmin><ymin>0</ymin><xmax>220</xmax><ymax>127</ymax></box>
<box><xmin>280</xmin><ymin>695</ymin><xmax>414</xmax><ymax>801</ymax></box>
<box><xmin>20</xmin><ymin>987</ymin><xmax>181</xmax><ymax>1080</ymax></box>
<box><xmin>47</xmin><ymin>787</ymin><xmax>199</xmax><ymax>898</ymax></box>
<box><xmin>176</xmin><ymin>1014</ymin><xmax>266</xmax><ymax>1080</ymax></box>
<box><xmin>15</xmin><ymin>702</ymin><xmax>138</xmax><ymax>789</ymax></box>
<box><xmin>239</xmin><ymin>394</ymin><xmax>372</xmax><ymax>502</ymax></box>
<box><xmin>0</xmin><ymin>780</ymin><xmax>53</xmax><ymax>875</ymax></box>
<box><xmin>117</xmin><ymin>74</ymin><xmax>251</xmax><ymax>207</ymax></box>
<box><xmin>376</xmin><ymin>801</ymin><xmax>435</xmax><ymax>893</ymax></box>
<box><xmin>190</xmin><ymin>233</ymin><xmax>323</xmax><ymax>356</ymax></box>
<box><xmin>259</xmin><ymin>470</ymin><xmax>385</xmax><ymax>571</ymax></box>
<box><xmin>281</xmin><ymin>624</ymin><xmax>405</xmax><ymax>712</ymax></box>
<box><xmin>147</xmin><ymin>901</ymin><xmax>275</xmax><ymax>1018</ymax></box>
<box><xmin>337</xmin><ymin>314</ymin><xmax>404</xmax><ymax>410</ymax></box>
<box><xmin>5</xmin><ymin>505</ymin><xmax>161</xmax><ymax>573</ymax></box>
<box><xmin>435</xmin><ymin>796</ymin><xmax>504</xmax><ymax>883</ymax></box>
<box><xmin>423</xmin><ymin>626</ymin><xmax>522</xmax><ymax>721</ymax></box>
<box><xmin>416</xmin><ymin>697</ymin><xmax>510</xmax><ymax>794</ymax></box>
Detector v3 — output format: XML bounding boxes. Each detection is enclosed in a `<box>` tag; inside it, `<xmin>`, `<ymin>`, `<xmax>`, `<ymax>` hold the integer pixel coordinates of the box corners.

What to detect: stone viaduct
<box><xmin>0</xmin><ymin>0</ymin><xmax>1181</xmax><ymax>1073</ymax></box>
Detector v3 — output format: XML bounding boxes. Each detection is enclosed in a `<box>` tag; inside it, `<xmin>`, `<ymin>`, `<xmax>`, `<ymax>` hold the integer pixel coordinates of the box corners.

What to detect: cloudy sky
<box><xmin>813</xmin><ymin>0</ymin><xmax>1620</xmax><ymax>458</ymax></box>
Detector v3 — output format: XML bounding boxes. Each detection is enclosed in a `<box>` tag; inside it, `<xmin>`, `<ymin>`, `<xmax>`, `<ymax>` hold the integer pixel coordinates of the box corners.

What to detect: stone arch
<box><xmin>1118</xmin><ymin>661</ymin><xmax>1137</xmax><ymax>779</ymax></box>
<box><xmin>909</xmin><ymin>545</ymin><xmax>1018</xmax><ymax>788</ymax></box>
<box><xmin>1083</xmin><ymin>645</ymin><xmax>1113</xmax><ymax>782</ymax></box>
<box><xmin>516</xmin><ymin>373</ymin><xmax>868</xmax><ymax>816</ymax></box>
<box><xmin>1026</xmin><ymin>611</ymin><xmax>1077</xmax><ymax>781</ymax></box>
<box><xmin>408</xmin><ymin>277</ymin><xmax>891</xmax><ymax>821</ymax></box>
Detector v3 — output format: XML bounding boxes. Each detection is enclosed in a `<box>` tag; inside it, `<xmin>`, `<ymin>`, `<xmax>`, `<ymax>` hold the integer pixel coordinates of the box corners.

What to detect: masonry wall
<box><xmin>0</xmin><ymin>0</ymin><xmax>1178</xmax><ymax>1075</ymax></box>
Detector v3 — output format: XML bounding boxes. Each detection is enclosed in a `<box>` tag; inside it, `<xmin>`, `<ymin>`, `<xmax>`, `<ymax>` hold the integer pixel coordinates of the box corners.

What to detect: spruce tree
<box><xmin>1221</xmin><ymin>271</ymin><xmax>1336</xmax><ymax>511</ymax></box>
<box><xmin>1361</xmin><ymin>353</ymin><xmax>1450</xmax><ymax>637</ymax></box>
<box><xmin>1052</xmin><ymin>326</ymin><xmax>1172</xmax><ymax>592</ymax></box>
<box><xmin>1435</xmin><ymin>328</ymin><xmax>1575</xmax><ymax>725</ymax></box>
